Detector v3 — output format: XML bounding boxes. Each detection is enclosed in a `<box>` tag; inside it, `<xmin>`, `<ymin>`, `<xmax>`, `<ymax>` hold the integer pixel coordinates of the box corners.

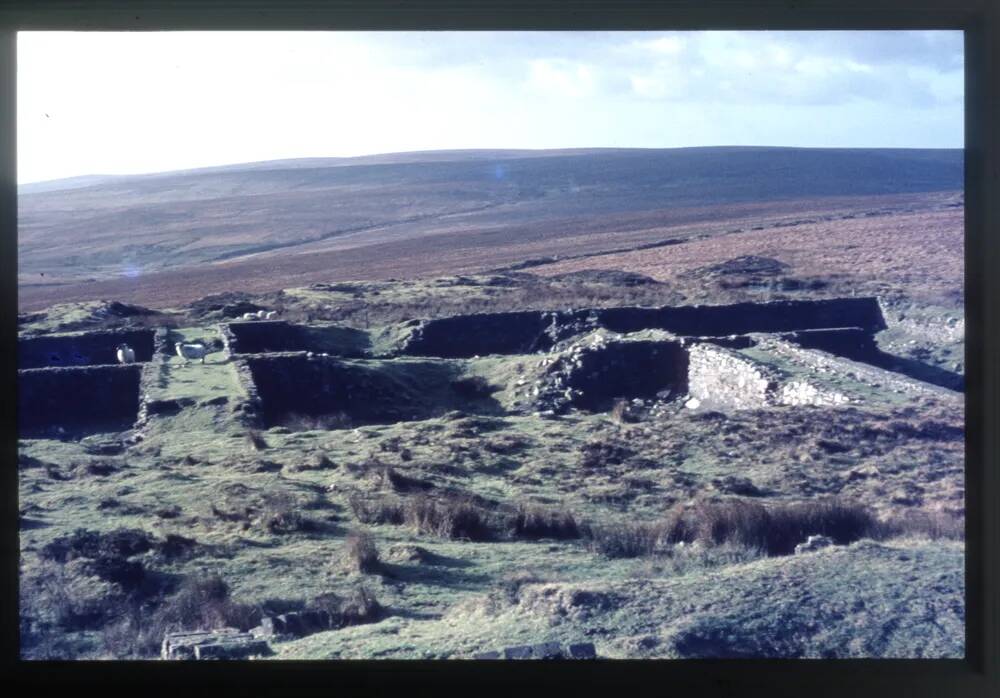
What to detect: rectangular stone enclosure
<box><xmin>245</xmin><ymin>355</ymin><xmax>501</xmax><ymax>428</ymax></box>
<box><xmin>18</xmin><ymin>365</ymin><xmax>143</xmax><ymax>438</ymax></box>
<box><xmin>18</xmin><ymin>329</ymin><xmax>156</xmax><ymax>369</ymax></box>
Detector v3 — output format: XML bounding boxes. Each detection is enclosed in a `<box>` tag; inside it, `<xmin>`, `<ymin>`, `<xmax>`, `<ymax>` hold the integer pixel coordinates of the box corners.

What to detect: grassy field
<box><xmin>18</xmin><ymin>268</ymin><xmax>964</xmax><ymax>660</ymax></box>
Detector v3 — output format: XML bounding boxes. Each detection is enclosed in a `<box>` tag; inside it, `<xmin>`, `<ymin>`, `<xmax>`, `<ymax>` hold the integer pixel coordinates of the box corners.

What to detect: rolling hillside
<box><xmin>17</xmin><ymin>147</ymin><xmax>962</xmax><ymax>310</ymax></box>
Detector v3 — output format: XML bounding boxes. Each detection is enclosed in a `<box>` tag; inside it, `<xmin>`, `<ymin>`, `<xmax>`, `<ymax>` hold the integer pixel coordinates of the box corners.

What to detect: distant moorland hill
<box><xmin>17</xmin><ymin>147</ymin><xmax>962</xmax><ymax>310</ymax></box>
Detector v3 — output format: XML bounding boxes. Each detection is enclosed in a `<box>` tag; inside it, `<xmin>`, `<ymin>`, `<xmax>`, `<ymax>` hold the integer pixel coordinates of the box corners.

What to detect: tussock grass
<box><xmin>100</xmin><ymin>574</ymin><xmax>260</xmax><ymax>658</ymax></box>
<box><xmin>509</xmin><ymin>503</ymin><xmax>581</xmax><ymax>540</ymax></box>
<box><xmin>879</xmin><ymin>508</ymin><xmax>964</xmax><ymax>540</ymax></box>
<box><xmin>586</xmin><ymin>498</ymin><xmax>963</xmax><ymax>559</ymax></box>
<box><xmin>403</xmin><ymin>494</ymin><xmax>494</xmax><ymax>541</ymax></box>
<box><xmin>342</xmin><ymin>530</ymin><xmax>381</xmax><ymax>574</ymax></box>
<box><xmin>348</xmin><ymin>492</ymin><xmax>405</xmax><ymax>525</ymax></box>
<box><xmin>261</xmin><ymin>493</ymin><xmax>317</xmax><ymax>534</ymax></box>
<box><xmin>307</xmin><ymin>586</ymin><xmax>381</xmax><ymax>627</ymax></box>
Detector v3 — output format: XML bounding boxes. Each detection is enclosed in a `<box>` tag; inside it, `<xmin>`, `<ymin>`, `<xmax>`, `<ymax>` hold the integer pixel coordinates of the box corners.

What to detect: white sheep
<box><xmin>116</xmin><ymin>343</ymin><xmax>136</xmax><ymax>364</ymax></box>
<box><xmin>175</xmin><ymin>342</ymin><xmax>207</xmax><ymax>364</ymax></box>
<box><xmin>265</xmin><ymin>310</ymin><xmax>277</xmax><ymax>320</ymax></box>
<box><xmin>241</xmin><ymin>312</ymin><xmax>257</xmax><ymax>320</ymax></box>
<box><xmin>256</xmin><ymin>310</ymin><xmax>267</xmax><ymax>319</ymax></box>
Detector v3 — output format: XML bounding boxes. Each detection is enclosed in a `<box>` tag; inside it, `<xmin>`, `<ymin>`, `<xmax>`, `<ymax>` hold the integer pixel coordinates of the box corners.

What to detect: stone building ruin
<box><xmin>17</xmin><ymin>296</ymin><xmax>963</xmax><ymax>439</ymax></box>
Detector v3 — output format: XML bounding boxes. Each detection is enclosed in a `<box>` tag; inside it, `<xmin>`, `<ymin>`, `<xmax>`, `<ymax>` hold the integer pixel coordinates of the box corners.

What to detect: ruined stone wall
<box><xmin>18</xmin><ymin>365</ymin><xmax>142</xmax><ymax>437</ymax></box>
<box><xmin>225</xmin><ymin>321</ymin><xmax>296</xmax><ymax>354</ymax></box>
<box><xmin>245</xmin><ymin>355</ymin><xmax>472</xmax><ymax>426</ymax></box>
<box><xmin>226</xmin><ymin>321</ymin><xmax>369</xmax><ymax>357</ymax></box>
<box><xmin>400</xmin><ymin>297</ymin><xmax>885</xmax><ymax>358</ymax></box>
<box><xmin>18</xmin><ymin>329</ymin><xmax>156</xmax><ymax>369</ymax></box>
<box><xmin>782</xmin><ymin>328</ymin><xmax>878</xmax><ymax>359</ymax></box>
<box><xmin>774</xmin><ymin>381</ymin><xmax>850</xmax><ymax>407</ymax></box>
<box><xmin>402</xmin><ymin>311</ymin><xmax>554</xmax><ymax>357</ymax></box>
<box><xmin>230</xmin><ymin>357</ymin><xmax>265</xmax><ymax>428</ymax></box>
<box><xmin>783</xmin><ymin>327</ymin><xmax>964</xmax><ymax>392</ymax></box>
<box><xmin>687</xmin><ymin>344</ymin><xmax>778</xmax><ymax>409</ymax></box>
<box><xmin>614</xmin><ymin>297</ymin><xmax>886</xmax><ymax>336</ymax></box>
<box><xmin>688</xmin><ymin>343</ymin><xmax>852</xmax><ymax>409</ymax></box>
<box><xmin>217</xmin><ymin>323</ymin><xmax>239</xmax><ymax>355</ymax></box>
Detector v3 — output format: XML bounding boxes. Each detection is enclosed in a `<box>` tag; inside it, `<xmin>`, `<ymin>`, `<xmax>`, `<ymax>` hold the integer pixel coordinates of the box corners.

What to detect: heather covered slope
<box><xmin>18</xmin><ymin>147</ymin><xmax>961</xmax><ymax>310</ymax></box>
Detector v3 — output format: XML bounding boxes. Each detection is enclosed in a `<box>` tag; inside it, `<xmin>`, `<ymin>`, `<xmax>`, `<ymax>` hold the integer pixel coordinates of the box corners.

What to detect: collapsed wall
<box><xmin>18</xmin><ymin>329</ymin><xmax>156</xmax><ymax>369</ymax></box>
<box><xmin>523</xmin><ymin>331</ymin><xmax>689</xmax><ymax>413</ymax></box>
<box><xmin>687</xmin><ymin>344</ymin><xmax>776</xmax><ymax>409</ymax></box>
<box><xmin>687</xmin><ymin>343</ymin><xmax>850</xmax><ymax>410</ymax></box>
<box><xmin>18</xmin><ymin>365</ymin><xmax>143</xmax><ymax>438</ymax></box>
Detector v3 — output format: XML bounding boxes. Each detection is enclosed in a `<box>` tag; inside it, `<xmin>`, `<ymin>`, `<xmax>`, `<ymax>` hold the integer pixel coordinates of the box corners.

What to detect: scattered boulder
<box><xmin>551</xmin><ymin>269</ymin><xmax>661</xmax><ymax>287</ymax></box>
<box><xmin>161</xmin><ymin>628</ymin><xmax>271</xmax><ymax>660</ymax></box>
<box><xmin>384</xmin><ymin>544</ymin><xmax>434</xmax><ymax>564</ymax></box>
<box><xmin>793</xmin><ymin>535</ymin><xmax>834</xmax><ymax>555</ymax></box>
<box><xmin>252</xmin><ymin>610</ymin><xmax>333</xmax><ymax>639</ymax></box>
<box><xmin>712</xmin><ymin>476</ymin><xmax>766</xmax><ymax>497</ymax></box>
<box><xmin>473</xmin><ymin>641</ymin><xmax>597</xmax><ymax>660</ymax></box>
<box><xmin>81</xmin><ymin>437</ymin><xmax>125</xmax><ymax>455</ymax></box>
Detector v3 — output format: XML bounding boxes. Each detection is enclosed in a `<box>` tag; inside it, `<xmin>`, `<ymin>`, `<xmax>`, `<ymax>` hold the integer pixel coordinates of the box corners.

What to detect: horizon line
<box><xmin>18</xmin><ymin>144</ymin><xmax>965</xmax><ymax>187</ymax></box>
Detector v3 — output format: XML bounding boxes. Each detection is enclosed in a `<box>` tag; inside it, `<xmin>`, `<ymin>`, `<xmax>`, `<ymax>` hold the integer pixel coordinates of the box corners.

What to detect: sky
<box><xmin>17</xmin><ymin>30</ymin><xmax>963</xmax><ymax>184</ymax></box>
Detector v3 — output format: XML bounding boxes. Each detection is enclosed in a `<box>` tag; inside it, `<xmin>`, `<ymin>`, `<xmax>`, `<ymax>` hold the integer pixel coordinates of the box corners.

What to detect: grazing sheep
<box><xmin>115</xmin><ymin>343</ymin><xmax>136</xmax><ymax>364</ymax></box>
<box><xmin>175</xmin><ymin>342</ymin><xmax>207</xmax><ymax>365</ymax></box>
<box><xmin>256</xmin><ymin>310</ymin><xmax>267</xmax><ymax>319</ymax></box>
<box><xmin>241</xmin><ymin>312</ymin><xmax>257</xmax><ymax>320</ymax></box>
<box><xmin>265</xmin><ymin>310</ymin><xmax>278</xmax><ymax>320</ymax></box>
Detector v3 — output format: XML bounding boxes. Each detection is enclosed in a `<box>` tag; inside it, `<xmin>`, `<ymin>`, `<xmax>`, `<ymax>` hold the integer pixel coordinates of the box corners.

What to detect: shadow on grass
<box><xmin>379</xmin><ymin>562</ymin><xmax>490</xmax><ymax>592</ymax></box>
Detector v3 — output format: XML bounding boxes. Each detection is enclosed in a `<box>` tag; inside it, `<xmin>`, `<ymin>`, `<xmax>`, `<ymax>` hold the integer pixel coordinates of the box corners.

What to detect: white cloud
<box><xmin>526</xmin><ymin>59</ymin><xmax>598</xmax><ymax>99</ymax></box>
<box><xmin>16</xmin><ymin>30</ymin><xmax>963</xmax><ymax>183</ymax></box>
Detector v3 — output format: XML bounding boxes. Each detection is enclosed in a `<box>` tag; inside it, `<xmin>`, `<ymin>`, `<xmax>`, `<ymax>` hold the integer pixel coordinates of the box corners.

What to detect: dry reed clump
<box><xmin>509</xmin><ymin>503</ymin><xmax>582</xmax><ymax>540</ymax></box>
<box><xmin>307</xmin><ymin>586</ymin><xmax>382</xmax><ymax>628</ymax></box>
<box><xmin>347</xmin><ymin>491</ymin><xmax>405</xmax><ymax>525</ymax></box>
<box><xmin>260</xmin><ymin>493</ymin><xmax>316</xmax><ymax>534</ymax></box>
<box><xmin>100</xmin><ymin>574</ymin><xmax>260</xmax><ymax>658</ymax></box>
<box><xmin>877</xmin><ymin>507</ymin><xmax>964</xmax><ymax>540</ymax></box>
<box><xmin>342</xmin><ymin>530</ymin><xmax>381</xmax><ymax>574</ymax></box>
<box><xmin>347</xmin><ymin>489</ymin><xmax>496</xmax><ymax>541</ymax></box>
<box><xmin>403</xmin><ymin>494</ymin><xmax>495</xmax><ymax>541</ymax></box>
<box><xmin>586</xmin><ymin>498</ymin><xmax>961</xmax><ymax>559</ymax></box>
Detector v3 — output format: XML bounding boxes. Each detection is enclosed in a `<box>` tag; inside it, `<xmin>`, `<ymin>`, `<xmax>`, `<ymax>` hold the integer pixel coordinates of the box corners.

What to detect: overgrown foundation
<box><xmin>783</xmin><ymin>328</ymin><xmax>964</xmax><ymax>391</ymax></box>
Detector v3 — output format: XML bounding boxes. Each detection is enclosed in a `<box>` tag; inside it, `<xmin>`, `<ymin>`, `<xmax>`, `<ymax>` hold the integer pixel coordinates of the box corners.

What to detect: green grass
<box><xmin>18</xmin><ymin>277</ymin><xmax>965</xmax><ymax>660</ymax></box>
